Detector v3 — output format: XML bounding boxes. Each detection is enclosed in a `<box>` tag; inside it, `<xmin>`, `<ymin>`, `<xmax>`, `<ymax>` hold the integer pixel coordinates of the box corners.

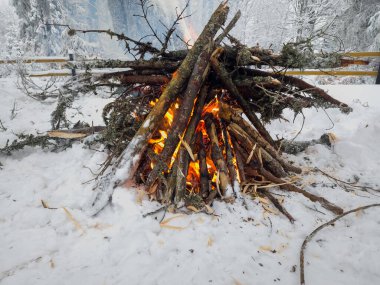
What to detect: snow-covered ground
<box><xmin>0</xmin><ymin>77</ymin><xmax>379</xmax><ymax>285</ymax></box>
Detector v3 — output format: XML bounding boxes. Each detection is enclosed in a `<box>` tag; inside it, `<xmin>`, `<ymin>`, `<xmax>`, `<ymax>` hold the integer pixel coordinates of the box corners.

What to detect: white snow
<box><xmin>0</xmin><ymin>78</ymin><xmax>380</xmax><ymax>285</ymax></box>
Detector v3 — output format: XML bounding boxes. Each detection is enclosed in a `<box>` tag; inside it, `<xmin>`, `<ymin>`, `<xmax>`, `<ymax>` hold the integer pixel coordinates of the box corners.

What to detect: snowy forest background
<box><xmin>0</xmin><ymin>0</ymin><xmax>379</xmax><ymax>60</ymax></box>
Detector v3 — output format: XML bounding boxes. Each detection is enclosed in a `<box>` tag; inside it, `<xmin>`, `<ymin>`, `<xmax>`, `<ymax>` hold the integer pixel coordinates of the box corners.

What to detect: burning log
<box><xmin>174</xmin><ymin>85</ymin><xmax>210</xmax><ymax>204</ymax></box>
<box><xmin>205</xmin><ymin>113</ymin><xmax>233</xmax><ymax>198</ymax></box>
<box><xmin>231</xmin><ymin>138</ymin><xmax>247</xmax><ymax>183</ymax></box>
<box><xmin>198</xmin><ymin>132</ymin><xmax>211</xmax><ymax>199</ymax></box>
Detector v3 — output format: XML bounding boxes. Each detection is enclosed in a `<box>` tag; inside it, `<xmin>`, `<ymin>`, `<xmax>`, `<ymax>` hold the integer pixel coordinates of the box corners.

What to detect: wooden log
<box><xmin>259</xmin><ymin>167</ymin><xmax>343</xmax><ymax>215</ymax></box>
<box><xmin>231</xmin><ymin>138</ymin><xmax>247</xmax><ymax>183</ymax></box>
<box><xmin>205</xmin><ymin>114</ymin><xmax>233</xmax><ymax>197</ymax></box>
<box><xmin>120</xmin><ymin>75</ymin><xmax>170</xmax><ymax>85</ymax></box>
<box><xmin>135</xmin><ymin>149</ymin><xmax>152</xmax><ymax>184</ymax></box>
<box><xmin>174</xmin><ymin>85</ymin><xmax>210</xmax><ymax>204</ymax></box>
<box><xmin>222</xmin><ymin>122</ymin><xmax>238</xmax><ymax>193</ymax></box>
<box><xmin>97</xmin><ymin>69</ymin><xmax>169</xmax><ymax>83</ymax></box>
<box><xmin>210</xmin><ymin>51</ymin><xmax>276</xmax><ymax>147</ymax></box>
<box><xmin>199</xmin><ymin>132</ymin><xmax>211</xmax><ymax>198</ymax></box>
<box><xmin>234</xmin><ymin>76</ymin><xmax>282</xmax><ymax>89</ymax></box>
<box><xmin>77</xmin><ymin>59</ymin><xmax>180</xmax><ymax>71</ymax></box>
<box><xmin>162</xmin><ymin>161</ymin><xmax>178</xmax><ymax>204</ymax></box>
<box><xmin>47</xmin><ymin>126</ymin><xmax>105</xmax><ymax>139</ymax></box>
<box><xmin>89</xmin><ymin>2</ymin><xmax>230</xmax><ymax>215</ymax></box>
<box><xmin>214</xmin><ymin>10</ymin><xmax>242</xmax><ymax>44</ymax></box>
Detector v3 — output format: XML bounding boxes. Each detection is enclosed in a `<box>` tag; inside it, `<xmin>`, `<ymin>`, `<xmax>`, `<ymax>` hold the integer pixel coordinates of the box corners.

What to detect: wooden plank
<box><xmin>48</xmin><ymin>131</ymin><xmax>87</xmax><ymax>139</ymax></box>
<box><xmin>283</xmin><ymin>70</ymin><xmax>378</xmax><ymax>77</ymax></box>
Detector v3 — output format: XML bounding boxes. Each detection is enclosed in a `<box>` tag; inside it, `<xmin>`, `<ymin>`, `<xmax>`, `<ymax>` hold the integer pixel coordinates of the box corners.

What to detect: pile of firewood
<box><xmin>84</xmin><ymin>1</ymin><xmax>354</xmax><ymax>219</ymax></box>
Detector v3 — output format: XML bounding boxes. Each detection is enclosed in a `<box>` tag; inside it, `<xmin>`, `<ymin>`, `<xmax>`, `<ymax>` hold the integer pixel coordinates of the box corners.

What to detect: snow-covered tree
<box><xmin>11</xmin><ymin>0</ymin><xmax>66</xmax><ymax>55</ymax></box>
<box><xmin>291</xmin><ymin>0</ymin><xmax>380</xmax><ymax>51</ymax></box>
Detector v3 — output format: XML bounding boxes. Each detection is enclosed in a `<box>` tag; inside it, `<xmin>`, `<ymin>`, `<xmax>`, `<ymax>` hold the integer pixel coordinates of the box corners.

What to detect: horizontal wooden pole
<box><xmin>342</xmin><ymin>52</ymin><xmax>380</xmax><ymax>57</ymax></box>
<box><xmin>29</xmin><ymin>72</ymin><xmax>71</xmax><ymax>77</ymax></box>
<box><xmin>0</xmin><ymin>58</ymin><xmax>68</xmax><ymax>64</ymax></box>
<box><xmin>283</xmin><ymin>70</ymin><xmax>378</xmax><ymax>77</ymax></box>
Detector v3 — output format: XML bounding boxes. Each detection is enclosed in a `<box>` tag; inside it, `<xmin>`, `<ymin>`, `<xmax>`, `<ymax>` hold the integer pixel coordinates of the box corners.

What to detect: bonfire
<box><xmin>70</xmin><ymin>1</ymin><xmax>358</xmax><ymax>220</ymax></box>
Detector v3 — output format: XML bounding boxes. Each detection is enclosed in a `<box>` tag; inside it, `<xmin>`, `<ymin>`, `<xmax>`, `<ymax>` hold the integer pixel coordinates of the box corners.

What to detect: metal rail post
<box><xmin>68</xmin><ymin>51</ymin><xmax>76</xmax><ymax>77</ymax></box>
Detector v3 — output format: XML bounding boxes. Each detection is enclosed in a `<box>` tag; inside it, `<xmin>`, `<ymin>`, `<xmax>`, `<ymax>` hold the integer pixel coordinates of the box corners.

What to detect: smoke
<box><xmin>152</xmin><ymin>0</ymin><xmax>198</xmax><ymax>44</ymax></box>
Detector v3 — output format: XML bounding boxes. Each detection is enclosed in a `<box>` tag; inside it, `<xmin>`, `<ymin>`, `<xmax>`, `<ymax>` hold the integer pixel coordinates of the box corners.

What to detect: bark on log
<box><xmin>77</xmin><ymin>59</ymin><xmax>180</xmax><ymax>71</ymax></box>
<box><xmin>205</xmin><ymin>114</ymin><xmax>233</xmax><ymax>197</ymax></box>
<box><xmin>231</xmin><ymin>138</ymin><xmax>247</xmax><ymax>183</ymax></box>
<box><xmin>222</xmin><ymin>123</ymin><xmax>238</xmax><ymax>193</ymax></box>
<box><xmin>199</xmin><ymin>132</ymin><xmax>211</xmax><ymax>198</ymax></box>
<box><xmin>89</xmin><ymin>2</ymin><xmax>230</xmax><ymax>215</ymax></box>
<box><xmin>120</xmin><ymin>75</ymin><xmax>170</xmax><ymax>85</ymax></box>
<box><xmin>162</xmin><ymin>162</ymin><xmax>178</xmax><ymax>204</ymax></box>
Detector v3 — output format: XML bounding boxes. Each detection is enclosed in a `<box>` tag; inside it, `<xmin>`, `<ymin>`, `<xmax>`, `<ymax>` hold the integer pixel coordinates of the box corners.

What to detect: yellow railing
<box><xmin>342</xmin><ymin>51</ymin><xmax>380</xmax><ymax>57</ymax></box>
<box><xmin>283</xmin><ymin>70</ymin><xmax>378</xmax><ymax>77</ymax></box>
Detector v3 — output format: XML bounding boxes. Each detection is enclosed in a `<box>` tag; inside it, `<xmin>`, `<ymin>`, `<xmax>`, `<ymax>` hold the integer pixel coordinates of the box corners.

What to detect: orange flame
<box><xmin>148</xmin><ymin>97</ymin><xmax>181</xmax><ymax>170</ymax></box>
<box><xmin>202</xmin><ymin>98</ymin><xmax>220</xmax><ymax>117</ymax></box>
